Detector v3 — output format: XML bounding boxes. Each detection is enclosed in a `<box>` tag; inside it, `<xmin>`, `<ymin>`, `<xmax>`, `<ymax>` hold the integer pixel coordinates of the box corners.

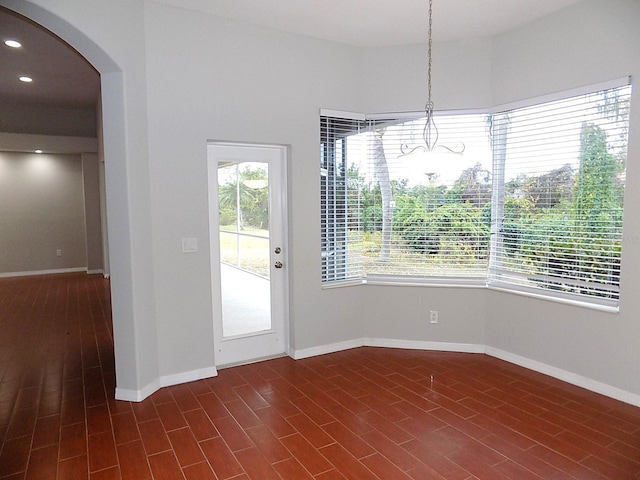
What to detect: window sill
<box><xmin>364</xmin><ymin>275</ymin><xmax>486</xmax><ymax>289</ymax></box>
<box><xmin>322</xmin><ymin>277</ymin><xmax>620</xmax><ymax>313</ymax></box>
<box><xmin>487</xmin><ymin>284</ymin><xmax>620</xmax><ymax>314</ymax></box>
<box><xmin>322</xmin><ymin>276</ymin><xmax>485</xmax><ymax>290</ymax></box>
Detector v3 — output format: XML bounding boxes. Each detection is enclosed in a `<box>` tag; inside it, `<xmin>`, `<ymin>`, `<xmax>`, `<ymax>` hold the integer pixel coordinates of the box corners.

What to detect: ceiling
<box><xmin>0</xmin><ymin>8</ymin><xmax>99</xmax><ymax>108</ymax></box>
<box><xmin>155</xmin><ymin>0</ymin><xmax>584</xmax><ymax>46</ymax></box>
<box><xmin>0</xmin><ymin>0</ymin><xmax>583</xmax><ymax>113</ymax></box>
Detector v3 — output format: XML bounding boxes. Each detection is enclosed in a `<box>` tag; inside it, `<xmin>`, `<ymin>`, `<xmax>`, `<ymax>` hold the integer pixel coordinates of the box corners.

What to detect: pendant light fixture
<box><xmin>401</xmin><ymin>0</ymin><xmax>464</xmax><ymax>156</ymax></box>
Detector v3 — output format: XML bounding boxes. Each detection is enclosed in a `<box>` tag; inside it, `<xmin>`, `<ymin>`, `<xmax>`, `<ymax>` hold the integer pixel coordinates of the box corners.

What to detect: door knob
<box><xmin>274</xmin><ymin>261</ymin><xmax>283</xmax><ymax>269</ymax></box>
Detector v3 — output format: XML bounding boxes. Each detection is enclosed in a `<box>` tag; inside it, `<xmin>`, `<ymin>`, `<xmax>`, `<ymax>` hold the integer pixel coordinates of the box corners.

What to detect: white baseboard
<box><xmin>365</xmin><ymin>337</ymin><xmax>485</xmax><ymax>353</ymax></box>
<box><xmin>291</xmin><ymin>337</ymin><xmax>484</xmax><ymax>360</ymax></box>
<box><xmin>485</xmin><ymin>346</ymin><xmax>640</xmax><ymax>408</ymax></box>
<box><xmin>159</xmin><ymin>366</ymin><xmax>218</xmax><ymax>391</ymax></box>
<box><xmin>116</xmin><ymin>382</ymin><xmax>160</xmax><ymax>402</ymax></box>
<box><xmin>87</xmin><ymin>269</ymin><xmax>104</xmax><ymax>275</ymax></box>
<box><xmin>293</xmin><ymin>337</ymin><xmax>640</xmax><ymax>408</ymax></box>
<box><xmin>292</xmin><ymin>338</ymin><xmax>364</xmax><ymax>360</ymax></box>
<box><xmin>115</xmin><ymin>366</ymin><xmax>218</xmax><ymax>402</ymax></box>
<box><xmin>115</xmin><ymin>340</ymin><xmax>640</xmax><ymax>408</ymax></box>
<box><xmin>0</xmin><ymin>267</ymin><xmax>86</xmax><ymax>278</ymax></box>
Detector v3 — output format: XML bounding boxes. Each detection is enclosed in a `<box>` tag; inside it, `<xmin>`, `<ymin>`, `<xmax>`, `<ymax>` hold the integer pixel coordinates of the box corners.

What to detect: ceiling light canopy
<box><xmin>4</xmin><ymin>39</ymin><xmax>22</xmax><ymax>48</ymax></box>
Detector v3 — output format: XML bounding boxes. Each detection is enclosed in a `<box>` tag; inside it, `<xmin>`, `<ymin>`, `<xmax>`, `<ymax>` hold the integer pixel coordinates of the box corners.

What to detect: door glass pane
<box><xmin>219</xmin><ymin>231</ymin><xmax>238</xmax><ymax>266</ymax></box>
<box><xmin>239</xmin><ymin>235</ymin><xmax>270</xmax><ymax>277</ymax></box>
<box><xmin>218</xmin><ymin>161</ymin><xmax>272</xmax><ymax>337</ymax></box>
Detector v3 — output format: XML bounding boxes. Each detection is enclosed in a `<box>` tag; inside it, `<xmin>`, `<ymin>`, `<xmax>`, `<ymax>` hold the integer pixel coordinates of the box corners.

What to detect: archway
<box><xmin>0</xmin><ymin>0</ymin><xmax>146</xmax><ymax>398</ymax></box>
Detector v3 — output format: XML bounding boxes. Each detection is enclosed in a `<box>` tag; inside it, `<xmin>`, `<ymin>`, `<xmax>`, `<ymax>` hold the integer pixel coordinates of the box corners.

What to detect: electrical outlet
<box><xmin>429</xmin><ymin>310</ymin><xmax>438</xmax><ymax>324</ymax></box>
<box><xmin>56</xmin><ymin>249</ymin><xmax>62</xmax><ymax>257</ymax></box>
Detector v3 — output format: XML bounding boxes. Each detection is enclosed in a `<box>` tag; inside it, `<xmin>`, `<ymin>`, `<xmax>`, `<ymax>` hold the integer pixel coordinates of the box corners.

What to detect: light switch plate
<box><xmin>181</xmin><ymin>237</ymin><xmax>197</xmax><ymax>253</ymax></box>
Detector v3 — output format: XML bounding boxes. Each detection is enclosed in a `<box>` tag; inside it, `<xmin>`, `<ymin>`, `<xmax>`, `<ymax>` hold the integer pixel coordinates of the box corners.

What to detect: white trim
<box><xmin>491</xmin><ymin>76</ymin><xmax>632</xmax><ymax>114</ymax></box>
<box><xmin>292</xmin><ymin>337</ymin><xmax>484</xmax><ymax>360</ymax></box>
<box><xmin>321</xmin><ymin>279</ymin><xmax>365</xmax><ymax>289</ymax></box>
<box><xmin>324</xmin><ymin>280</ymin><xmax>618</xmax><ymax>313</ymax></box>
<box><xmin>365</xmin><ymin>276</ymin><xmax>486</xmax><ymax>289</ymax></box>
<box><xmin>293</xmin><ymin>337</ymin><xmax>640</xmax><ymax>408</ymax></box>
<box><xmin>115</xmin><ymin>366</ymin><xmax>218</xmax><ymax>402</ymax></box>
<box><xmin>159</xmin><ymin>366</ymin><xmax>218</xmax><ymax>390</ymax></box>
<box><xmin>364</xmin><ymin>338</ymin><xmax>485</xmax><ymax>353</ymax></box>
<box><xmin>87</xmin><ymin>269</ymin><xmax>104</xmax><ymax>275</ymax></box>
<box><xmin>0</xmin><ymin>267</ymin><xmax>86</xmax><ymax>278</ymax></box>
<box><xmin>365</xmin><ymin>108</ymin><xmax>488</xmax><ymax>120</ymax></box>
<box><xmin>487</xmin><ymin>284</ymin><xmax>619</xmax><ymax>314</ymax></box>
<box><xmin>319</xmin><ymin>108</ymin><xmax>365</xmax><ymax>121</ymax></box>
<box><xmin>485</xmin><ymin>346</ymin><xmax>640</xmax><ymax>408</ymax></box>
<box><xmin>322</xmin><ymin>107</ymin><xmax>489</xmax><ymax>122</ymax></box>
<box><xmin>116</xmin><ymin>339</ymin><xmax>640</xmax><ymax>407</ymax></box>
<box><xmin>115</xmin><ymin>382</ymin><xmax>159</xmax><ymax>402</ymax></box>
<box><xmin>207</xmin><ymin>142</ymin><xmax>290</xmax><ymax>367</ymax></box>
<box><xmin>291</xmin><ymin>338</ymin><xmax>365</xmax><ymax>360</ymax></box>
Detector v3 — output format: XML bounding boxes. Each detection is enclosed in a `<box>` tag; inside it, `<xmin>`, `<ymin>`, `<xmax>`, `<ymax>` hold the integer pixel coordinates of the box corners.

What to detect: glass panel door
<box><xmin>218</xmin><ymin>162</ymin><xmax>271</xmax><ymax>337</ymax></box>
<box><xmin>208</xmin><ymin>143</ymin><xmax>288</xmax><ymax>367</ymax></box>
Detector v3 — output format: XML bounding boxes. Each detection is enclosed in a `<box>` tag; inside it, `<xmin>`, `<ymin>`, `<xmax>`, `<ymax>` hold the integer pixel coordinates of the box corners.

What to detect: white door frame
<box><xmin>207</xmin><ymin>141</ymin><xmax>290</xmax><ymax>367</ymax></box>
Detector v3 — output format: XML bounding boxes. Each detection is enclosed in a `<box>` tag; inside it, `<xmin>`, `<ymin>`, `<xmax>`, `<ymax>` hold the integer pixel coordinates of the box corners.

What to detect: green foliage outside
<box><xmin>349</xmin><ymin>161</ymin><xmax>492</xmax><ymax>276</ymax></box>
<box><xmin>218</xmin><ymin>166</ymin><xmax>269</xmax><ymax>230</ymax></box>
<box><xmin>219</xmin><ymin>165</ymin><xmax>270</xmax><ymax>277</ymax></box>
<box><xmin>352</xmin><ymin>122</ymin><xmax>625</xmax><ymax>292</ymax></box>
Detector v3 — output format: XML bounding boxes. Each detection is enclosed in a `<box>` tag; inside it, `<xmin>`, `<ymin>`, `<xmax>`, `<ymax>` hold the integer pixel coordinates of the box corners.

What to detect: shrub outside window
<box><xmin>321</xmin><ymin>81</ymin><xmax>631</xmax><ymax>309</ymax></box>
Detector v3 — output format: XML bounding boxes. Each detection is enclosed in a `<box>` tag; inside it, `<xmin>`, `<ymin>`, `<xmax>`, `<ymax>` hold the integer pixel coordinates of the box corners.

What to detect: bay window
<box><xmin>321</xmin><ymin>79</ymin><xmax>631</xmax><ymax>309</ymax></box>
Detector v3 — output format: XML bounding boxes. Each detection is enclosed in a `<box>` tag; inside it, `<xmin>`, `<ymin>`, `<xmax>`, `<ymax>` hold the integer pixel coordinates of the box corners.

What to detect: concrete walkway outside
<box><xmin>220</xmin><ymin>263</ymin><xmax>271</xmax><ymax>337</ymax></box>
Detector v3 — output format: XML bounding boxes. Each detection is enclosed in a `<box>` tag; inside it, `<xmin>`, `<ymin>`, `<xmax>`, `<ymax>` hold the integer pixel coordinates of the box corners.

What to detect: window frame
<box><xmin>320</xmin><ymin>77</ymin><xmax>632</xmax><ymax>311</ymax></box>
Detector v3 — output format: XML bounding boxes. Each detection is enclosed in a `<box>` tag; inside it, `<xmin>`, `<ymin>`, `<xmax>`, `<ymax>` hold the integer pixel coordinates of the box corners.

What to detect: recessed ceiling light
<box><xmin>19</xmin><ymin>76</ymin><xmax>33</xmax><ymax>83</ymax></box>
<box><xmin>4</xmin><ymin>39</ymin><xmax>22</xmax><ymax>48</ymax></box>
<box><xmin>34</xmin><ymin>149</ymin><xmax>43</xmax><ymax>154</ymax></box>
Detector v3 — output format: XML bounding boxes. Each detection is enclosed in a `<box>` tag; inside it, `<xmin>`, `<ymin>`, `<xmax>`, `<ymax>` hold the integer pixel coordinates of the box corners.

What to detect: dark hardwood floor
<box><xmin>1</xmin><ymin>273</ymin><xmax>639</xmax><ymax>479</ymax></box>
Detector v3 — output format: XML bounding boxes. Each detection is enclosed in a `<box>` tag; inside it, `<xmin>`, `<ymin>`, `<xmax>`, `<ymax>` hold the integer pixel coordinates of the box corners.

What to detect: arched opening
<box><xmin>0</xmin><ymin>0</ymin><xmax>141</xmax><ymax>398</ymax></box>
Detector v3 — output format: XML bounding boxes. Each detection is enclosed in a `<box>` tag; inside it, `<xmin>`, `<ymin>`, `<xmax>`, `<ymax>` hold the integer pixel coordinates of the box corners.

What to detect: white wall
<box><xmin>362</xmin><ymin>38</ymin><xmax>493</xmax><ymax>113</ymax></box>
<box><xmin>0</xmin><ymin>152</ymin><xmax>87</xmax><ymax>273</ymax></box>
<box><xmin>485</xmin><ymin>0</ymin><xmax>640</xmax><ymax>398</ymax></box>
<box><xmin>82</xmin><ymin>153</ymin><xmax>103</xmax><ymax>273</ymax></box>
<box><xmin>362</xmin><ymin>0</ymin><xmax>640</xmax><ymax>400</ymax></box>
<box><xmin>6</xmin><ymin>0</ymin><xmax>639</xmax><ymax>402</ymax></box>
<box><xmin>1</xmin><ymin>0</ymin><xmax>160</xmax><ymax>398</ymax></box>
<box><xmin>143</xmin><ymin>3</ymin><xmax>368</xmax><ymax>377</ymax></box>
<box><xmin>359</xmin><ymin>36</ymin><xmax>493</xmax><ymax>350</ymax></box>
<box><xmin>0</xmin><ymin>136</ymin><xmax>103</xmax><ymax>275</ymax></box>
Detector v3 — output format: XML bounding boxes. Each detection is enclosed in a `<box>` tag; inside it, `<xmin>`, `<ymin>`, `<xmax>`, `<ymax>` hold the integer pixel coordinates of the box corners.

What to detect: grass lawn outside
<box><xmin>220</xmin><ymin>226</ymin><xmax>270</xmax><ymax>278</ymax></box>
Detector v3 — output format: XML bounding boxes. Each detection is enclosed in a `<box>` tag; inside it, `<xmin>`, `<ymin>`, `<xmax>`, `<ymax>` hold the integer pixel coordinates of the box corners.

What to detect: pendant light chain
<box><xmin>427</xmin><ymin>0</ymin><xmax>433</xmax><ymax>113</ymax></box>
<box><xmin>424</xmin><ymin>0</ymin><xmax>437</xmax><ymax>151</ymax></box>
<box><xmin>400</xmin><ymin>0</ymin><xmax>464</xmax><ymax>157</ymax></box>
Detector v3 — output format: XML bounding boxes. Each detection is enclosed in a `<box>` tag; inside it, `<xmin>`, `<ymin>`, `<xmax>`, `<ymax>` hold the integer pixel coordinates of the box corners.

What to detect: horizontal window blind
<box><xmin>321</xmin><ymin>112</ymin><xmax>491</xmax><ymax>283</ymax></box>
<box><xmin>321</xmin><ymin>79</ymin><xmax>632</xmax><ymax>307</ymax></box>
<box><xmin>321</xmin><ymin>116</ymin><xmax>365</xmax><ymax>283</ymax></box>
<box><xmin>489</xmin><ymin>85</ymin><xmax>631</xmax><ymax>307</ymax></box>
<box><xmin>363</xmin><ymin>114</ymin><xmax>491</xmax><ymax>279</ymax></box>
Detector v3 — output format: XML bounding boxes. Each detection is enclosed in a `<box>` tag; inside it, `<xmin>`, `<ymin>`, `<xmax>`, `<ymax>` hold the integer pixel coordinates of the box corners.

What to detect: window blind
<box><xmin>321</xmin><ymin>80</ymin><xmax>631</xmax><ymax>308</ymax></box>
<box><xmin>321</xmin><ymin>112</ymin><xmax>492</xmax><ymax>283</ymax></box>
<box><xmin>321</xmin><ymin>115</ymin><xmax>366</xmax><ymax>283</ymax></box>
<box><xmin>363</xmin><ymin>114</ymin><xmax>491</xmax><ymax>280</ymax></box>
<box><xmin>488</xmin><ymin>84</ymin><xmax>631</xmax><ymax>307</ymax></box>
